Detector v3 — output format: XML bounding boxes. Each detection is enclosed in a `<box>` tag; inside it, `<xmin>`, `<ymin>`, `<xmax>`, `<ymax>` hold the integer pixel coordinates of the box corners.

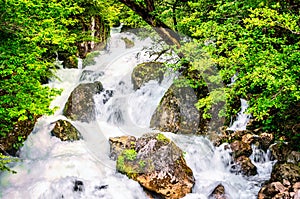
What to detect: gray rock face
<box><xmin>63</xmin><ymin>82</ymin><xmax>103</xmax><ymax>122</ymax></box>
<box><xmin>51</xmin><ymin>120</ymin><xmax>81</xmax><ymax>141</ymax></box>
<box><xmin>131</xmin><ymin>62</ymin><xmax>165</xmax><ymax>90</ymax></box>
<box><xmin>150</xmin><ymin>83</ymin><xmax>207</xmax><ymax>134</ymax></box>
<box><xmin>109</xmin><ymin>133</ymin><xmax>195</xmax><ymax>199</ymax></box>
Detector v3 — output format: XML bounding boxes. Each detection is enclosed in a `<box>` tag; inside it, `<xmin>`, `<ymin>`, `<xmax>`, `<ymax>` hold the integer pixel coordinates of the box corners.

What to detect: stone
<box><xmin>121</xmin><ymin>37</ymin><xmax>134</xmax><ymax>48</ymax></box>
<box><xmin>63</xmin><ymin>82</ymin><xmax>103</xmax><ymax>122</ymax></box>
<box><xmin>270</xmin><ymin>163</ymin><xmax>300</xmax><ymax>184</ymax></box>
<box><xmin>51</xmin><ymin>120</ymin><xmax>81</xmax><ymax>141</ymax></box>
<box><xmin>209</xmin><ymin>184</ymin><xmax>228</xmax><ymax>199</ymax></box>
<box><xmin>258</xmin><ymin>182</ymin><xmax>288</xmax><ymax>199</ymax></box>
<box><xmin>230</xmin><ymin>140</ymin><xmax>252</xmax><ymax>158</ymax></box>
<box><xmin>259</xmin><ymin>133</ymin><xmax>274</xmax><ymax>151</ymax></box>
<box><xmin>112</xmin><ymin>133</ymin><xmax>195</xmax><ymax>199</ymax></box>
<box><xmin>150</xmin><ymin>83</ymin><xmax>207</xmax><ymax>134</ymax></box>
<box><xmin>233</xmin><ymin>155</ymin><xmax>257</xmax><ymax>176</ymax></box>
<box><xmin>131</xmin><ymin>62</ymin><xmax>165</xmax><ymax>90</ymax></box>
<box><xmin>109</xmin><ymin>136</ymin><xmax>136</xmax><ymax>160</ymax></box>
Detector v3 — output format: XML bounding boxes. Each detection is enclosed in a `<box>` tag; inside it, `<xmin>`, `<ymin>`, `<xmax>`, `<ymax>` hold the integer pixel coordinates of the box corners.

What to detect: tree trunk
<box><xmin>118</xmin><ymin>0</ymin><xmax>181</xmax><ymax>49</ymax></box>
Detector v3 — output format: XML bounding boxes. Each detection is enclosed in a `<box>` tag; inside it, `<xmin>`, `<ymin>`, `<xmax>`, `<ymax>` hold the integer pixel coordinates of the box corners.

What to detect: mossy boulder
<box><xmin>131</xmin><ymin>62</ymin><xmax>165</xmax><ymax>90</ymax></box>
<box><xmin>63</xmin><ymin>82</ymin><xmax>103</xmax><ymax>122</ymax></box>
<box><xmin>110</xmin><ymin>133</ymin><xmax>195</xmax><ymax>199</ymax></box>
<box><xmin>150</xmin><ymin>83</ymin><xmax>207</xmax><ymax>134</ymax></box>
<box><xmin>51</xmin><ymin>120</ymin><xmax>81</xmax><ymax>141</ymax></box>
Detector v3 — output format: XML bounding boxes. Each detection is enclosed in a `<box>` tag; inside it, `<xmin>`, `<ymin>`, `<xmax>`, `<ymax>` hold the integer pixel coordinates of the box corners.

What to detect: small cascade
<box><xmin>227</xmin><ymin>99</ymin><xmax>251</xmax><ymax>131</ymax></box>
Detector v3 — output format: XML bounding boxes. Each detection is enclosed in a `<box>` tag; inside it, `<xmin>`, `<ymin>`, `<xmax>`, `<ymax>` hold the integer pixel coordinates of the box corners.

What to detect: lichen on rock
<box><xmin>51</xmin><ymin>120</ymin><xmax>81</xmax><ymax>141</ymax></box>
<box><xmin>110</xmin><ymin>133</ymin><xmax>194</xmax><ymax>199</ymax></box>
<box><xmin>131</xmin><ymin>62</ymin><xmax>165</xmax><ymax>90</ymax></box>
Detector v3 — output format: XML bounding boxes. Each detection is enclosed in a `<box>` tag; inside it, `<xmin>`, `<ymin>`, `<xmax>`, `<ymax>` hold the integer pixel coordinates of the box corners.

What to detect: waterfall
<box><xmin>0</xmin><ymin>31</ymin><xmax>273</xmax><ymax>199</ymax></box>
<box><xmin>227</xmin><ymin>99</ymin><xmax>251</xmax><ymax>131</ymax></box>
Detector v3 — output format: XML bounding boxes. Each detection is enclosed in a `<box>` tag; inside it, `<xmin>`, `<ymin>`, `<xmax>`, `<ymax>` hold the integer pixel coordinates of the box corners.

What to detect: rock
<box><xmin>270</xmin><ymin>163</ymin><xmax>300</xmax><ymax>184</ymax></box>
<box><xmin>270</xmin><ymin>142</ymin><xmax>294</xmax><ymax>162</ymax></box>
<box><xmin>209</xmin><ymin>184</ymin><xmax>228</xmax><ymax>199</ymax></box>
<box><xmin>131</xmin><ymin>62</ymin><xmax>165</xmax><ymax>90</ymax></box>
<box><xmin>258</xmin><ymin>163</ymin><xmax>300</xmax><ymax>199</ymax></box>
<box><xmin>121</xmin><ymin>37</ymin><xmax>134</xmax><ymax>48</ymax></box>
<box><xmin>258</xmin><ymin>182</ymin><xmax>289</xmax><ymax>199</ymax></box>
<box><xmin>232</xmin><ymin>155</ymin><xmax>257</xmax><ymax>176</ymax></box>
<box><xmin>63</xmin><ymin>82</ymin><xmax>103</xmax><ymax>122</ymax></box>
<box><xmin>73</xmin><ymin>180</ymin><xmax>84</xmax><ymax>192</ymax></box>
<box><xmin>259</xmin><ymin>133</ymin><xmax>274</xmax><ymax>151</ymax></box>
<box><xmin>51</xmin><ymin>120</ymin><xmax>81</xmax><ymax>141</ymax></box>
<box><xmin>59</xmin><ymin>15</ymin><xmax>109</xmax><ymax>68</ymax></box>
<box><xmin>241</xmin><ymin>133</ymin><xmax>255</xmax><ymax>145</ymax></box>
<box><xmin>112</xmin><ymin>133</ymin><xmax>195</xmax><ymax>199</ymax></box>
<box><xmin>79</xmin><ymin>70</ymin><xmax>104</xmax><ymax>82</ymax></box>
<box><xmin>109</xmin><ymin>136</ymin><xmax>136</xmax><ymax>160</ymax></box>
<box><xmin>0</xmin><ymin>114</ymin><xmax>39</xmax><ymax>156</ymax></box>
<box><xmin>150</xmin><ymin>83</ymin><xmax>207</xmax><ymax>134</ymax></box>
<box><xmin>230</xmin><ymin>140</ymin><xmax>252</xmax><ymax>158</ymax></box>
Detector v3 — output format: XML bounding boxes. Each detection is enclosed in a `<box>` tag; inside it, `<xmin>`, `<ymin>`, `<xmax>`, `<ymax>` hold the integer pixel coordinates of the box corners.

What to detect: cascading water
<box><xmin>0</xmin><ymin>31</ymin><xmax>273</xmax><ymax>199</ymax></box>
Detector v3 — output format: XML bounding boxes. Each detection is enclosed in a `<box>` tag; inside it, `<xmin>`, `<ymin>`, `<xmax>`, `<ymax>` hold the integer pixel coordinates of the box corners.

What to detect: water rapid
<box><xmin>0</xmin><ymin>31</ymin><xmax>273</xmax><ymax>199</ymax></box>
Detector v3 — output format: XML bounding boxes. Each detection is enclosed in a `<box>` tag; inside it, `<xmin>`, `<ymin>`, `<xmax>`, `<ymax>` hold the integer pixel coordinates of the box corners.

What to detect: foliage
<box><xmin>0</xmin><ymin>154</ymin><xmax>17</xmax><ymax>173</ymax></box>
<box><xmin>0</xmin><ymin>0</ymin><xmax>112</xmax><ymax>171</ymax></box>
<box><xmin>117</xmin><ymin>0</ymin><xmax>300</xmax><ymax>149</ymax></box>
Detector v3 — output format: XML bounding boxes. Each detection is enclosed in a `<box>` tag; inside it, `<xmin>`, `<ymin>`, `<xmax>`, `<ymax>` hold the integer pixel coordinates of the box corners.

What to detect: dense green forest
<box><xmin>1</xmin><ymin>0</ymin><xmax>299</xmax><ymax>171</ymax></box>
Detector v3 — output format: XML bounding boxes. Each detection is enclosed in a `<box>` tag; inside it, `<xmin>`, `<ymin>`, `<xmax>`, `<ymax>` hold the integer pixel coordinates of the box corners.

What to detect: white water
<box><xmin>0</xmin><ymin>31</ymin><xmax>273</xmax><ymax>199</ymax></box>
<box><xmin>227</xmin><ymin>99</ymin><xmax>251</xmax><ymax>131</ymax></box>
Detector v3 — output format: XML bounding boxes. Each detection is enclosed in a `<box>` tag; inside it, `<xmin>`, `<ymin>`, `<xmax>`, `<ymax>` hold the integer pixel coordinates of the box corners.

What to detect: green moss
<box><xmin>156</xmin><ymin>133</ymin><xmax>170</xmax><ymax>144</ymax></box>
<box><xmin>123</xmin><ymin>149</ymin><xmax>137</xmax><ymax>161</ymax></box>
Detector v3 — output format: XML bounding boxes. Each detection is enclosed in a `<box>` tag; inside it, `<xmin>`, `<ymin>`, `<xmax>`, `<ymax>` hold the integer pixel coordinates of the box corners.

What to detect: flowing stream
<box><xmin>0</xmin><ymin>31</ymin><xmax>274</xmax><ymax>199</ymax></box>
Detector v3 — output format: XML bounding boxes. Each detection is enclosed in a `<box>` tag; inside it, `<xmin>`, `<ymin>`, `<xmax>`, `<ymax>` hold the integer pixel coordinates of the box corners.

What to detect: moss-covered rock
<box><xmin>51</xmin><ymin>120</ymin><xmax>81</xmax><ymax>141</ymax></box>
<box><xmin>150</xmin><ymin>83</ymin><xmax>207</xmax><ymax>134</ymax></box>
<box><xmin>63</xmin><ymin>82</ymin><xmax>103</xmax><ymax>122</ymax></box>
<box><xmin>131</xmin><ymin>62</ymin><xmax>165</xmax><ymax>90</ymax></box>
<box><xmin>121</xmin><ymin>37</ymin><xmax>134</xmax><ymax>48</ymax></box>
<box><xmin>110</xmin><ymin>133</ymin><xmax>195</xmax><ymax>199</ymax></box>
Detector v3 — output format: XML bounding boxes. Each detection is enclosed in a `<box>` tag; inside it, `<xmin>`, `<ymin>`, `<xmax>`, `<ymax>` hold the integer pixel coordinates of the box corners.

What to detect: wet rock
<box><xmin>258</xmin><ymin>163</ymin><xmax>300</xmax><ymax>199</ymax></box>
<box><xmin>79</xmin><ymin>70</ymin><xmax>104</xmax><ymax>82</ymax></box>
<box><xmin>121</xmin><ymin>37</ymin><xmax>134</xmax><ymax>48</ymax></box>
<box><xmin>232</xmin><ymin>155</ymin><xmax>257</xmax><ymax>176</ymax></box>
<box><xmin>258</xmin><ymin>182</ymin><xmax>288</xmax><ymax>199</ymax></box>
<box><xmin>109</xmin><ymin>136</ymin><xmax>136</xmax><ymax>160</ymax></box>
<box><xmin>131</xmin><ymin>62</ymin><xmax>165</xmax><ymax>90</ymax></box>
<box><xmin>230</xmin><ymin>140</ymin><xmax>252</xmax><ymax>158</ymax></box>
<box><xmin>73</xmin><ymin>180</ymin><xmax>84</xmax><ymax>192</ymax></box>
<box><xmin>0</xmin><ymin>114</ymin><xmax>39</xmax><ymax>156</ymax></box>
<box><xmin>51</xmin><ymin>120</ymin><xmax>81</xmax><ymax>141</ymax></box>
<box><xmin>209</xmin><ymin>184</ymin><xmax>228</xmax><ymax>199</ymax></box>
<box><xmin>270</xmin><ymin>163</ymin><xmax>300</xmax><ymax>184</ymax></box>
<box><xmin>112</xmin><ymin>133</ymin><xmax>195</xmax><ymax>199</ymax></box>
<box><xmin>259</xmin><ymin>133</ymin><xmax>274</xmax><ymax>151</ymax></box>
<box><xmin>63</xmin><ymin>82</ymin><xmax>103</xmax><ymax>122</ymax></box>
<box><xmin>150</xmin><ymin>83</ymin><xmax>207</xmax><ymax>134</ymax></box>
<box><xmin>270</xmin><ymin>143</ymin><xmax>293</xmax><ymax>162</ymax></box>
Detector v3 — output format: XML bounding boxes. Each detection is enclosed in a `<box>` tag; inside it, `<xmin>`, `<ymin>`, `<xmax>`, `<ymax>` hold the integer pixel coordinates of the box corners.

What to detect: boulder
<box><xmin>131</xmin><ymin>62</ymin><xmax>165</xmax><ymax>90</ymax></box>
<box><xmin>270</xmin><ymin>163</ymin><xmax>300</xmax><ymax>184</ymax></box>
<box><xmin>150</xmin><ymin>83</ymin><xmax>207</xmax><ymax>134</ymax></box>
<box><xmin>231</xmin><ymin>156</ymin><xmax>257</xmax><ymax>176</ymax></box>
<box><xmin>109</xmin><ymin>136</ymin><xmax>136</xmax><ymax>160</ymax></box>
<box><xmin>63</xmin><ymin>82</ymin><xmax>103</xmax><ymax>122</ymax></box>
<box><xmin>258</xmin><ymin>163</ymin><xmax>300</xmax><ymax>199</ymax></box>
<box><xmin>51</xmin><ymin>120</ymin><xmax>81</xmax><ymax>141</ymax></box>
<box><xmin>259</xmin><ymin>133</ymin><xmax>274</xmax><ymax>151</ymax></box>
<box><xmin>121</xmin><ymin>37</ymin><xmax>134</xmax><ymax>48</ymax></box>
<box><xmin>230</xmin><ymin>140</ymin><xmax>252</xmax><ymax>158</ymax></box>
<box><xmin>110</xmin><ymin>133</ymin><xmax>195</xmax><ymax>199</ymax></box>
